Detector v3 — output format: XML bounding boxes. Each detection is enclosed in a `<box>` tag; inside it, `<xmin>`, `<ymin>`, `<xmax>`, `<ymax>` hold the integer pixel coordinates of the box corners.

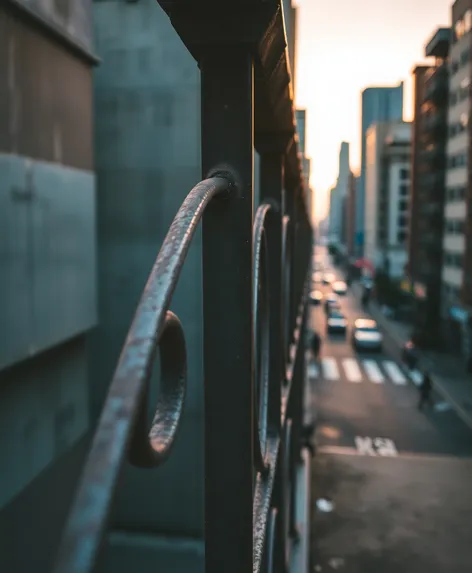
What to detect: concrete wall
<box><xmin>91</xmin><ymin>0</ymin><xmax>205</xmax><ymax>557</ymax></box>
<box><xmin>12</xmin><ymin>0</ymin><xmax>94</xmax><ymax>52</ymax></box>
<box><xmin>0</xmin><ymin>3</ymin><xmax>96</xmax><ymax>571</ymax></box>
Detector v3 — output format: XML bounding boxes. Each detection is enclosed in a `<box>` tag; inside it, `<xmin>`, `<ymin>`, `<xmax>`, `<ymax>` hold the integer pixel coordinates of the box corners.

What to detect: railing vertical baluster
<box><xmin>201</xmin><ymin>48</ymin><xmax>254</xmax><ymax>573</ymax></box>
<box><xmin>260</xmin><ymin>149</ymin><xmax>284</xmax><ymax>426</ymax></box>
<box><xmin>285</xmin><ymin>184</ymin><xmax>297</xmax><ymax>341</ymax></box>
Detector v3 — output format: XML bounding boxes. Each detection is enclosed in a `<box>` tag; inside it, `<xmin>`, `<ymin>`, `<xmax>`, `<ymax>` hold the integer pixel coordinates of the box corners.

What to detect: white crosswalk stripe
<box><xmin>309</xmin><ymin>356</ymin><xmax>414</xmax><ymax>385</ymax></box>
<box><xmin>382</xmin><ymin>360</ymin><xmax>407</xmax><ymax>385</ymax></box>
<box><xmin>321</xmin><ymin>358</ymin><xmax>339</xmax><ymax>380</ymax></box>
<box><xmin>308</xmin><ymin>363</ymin><xmax>319</xmax><ymax>378</ymax></box>
<box><xmin>409</xmin><ymin>369</ymin><xmax>423</xmax><ymax>386</ymax></box>
<box><xmin>342</xmin><ymin>358</ymin><xmax>362</xmax><ymax>382</ymax></box>
<box><xmin>362</xmin><ymin>360</ymin><xmax>385</xmax><ymax>383</ymax></box>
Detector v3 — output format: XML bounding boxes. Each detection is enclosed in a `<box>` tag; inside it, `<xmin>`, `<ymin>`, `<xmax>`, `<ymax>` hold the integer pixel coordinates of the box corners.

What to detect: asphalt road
<box><xmin>308</xmin><ymin>249</ymin><xmax>472</xmax><ymax>572</ymax></box>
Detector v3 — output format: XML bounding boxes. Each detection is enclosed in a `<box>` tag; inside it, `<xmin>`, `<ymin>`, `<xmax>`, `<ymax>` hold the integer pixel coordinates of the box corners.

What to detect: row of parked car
<box><xmin>309</xmin><ymin>275</ymin><xmax>383</xmax><ymax>352</ymax></box>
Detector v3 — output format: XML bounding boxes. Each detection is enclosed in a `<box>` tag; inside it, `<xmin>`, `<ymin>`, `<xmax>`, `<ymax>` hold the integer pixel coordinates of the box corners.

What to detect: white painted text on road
<box><xmin>355</xmin><ymin>436</ymin><xmax>398</xmax><ymax>457</ymax></box>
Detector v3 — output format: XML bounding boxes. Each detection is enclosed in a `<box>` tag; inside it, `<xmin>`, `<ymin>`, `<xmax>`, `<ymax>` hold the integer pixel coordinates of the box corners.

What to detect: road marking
<box><xmin>322</xmin><ymin>357</ymin><xmax>339</xmax><ymax>380</ymax></box>
<box><xmin>382</xmin><ymin>360</ymin><xmax>407</xmax><ymax>385</ymax></box>
<box><xmin>409</xmin><ymin>369</ymin><xmax>423</xmax><ymax>386</ymax></box>
<box><xmin>362</xmin><ymin>360</ymin><xmax>385</xmax><ymax>383</ymax></box>
<box><xmin>308</xmin><ymin>363</ymin><xmax>319</xmax><ymax>378</ymax></box>
<box><xmin>355</xmin><ymin>436</ymin><xmax>398</xmax><ymax>457</ymax></box>
<box><xmin>342</xmin><ymin>358</ymin><xmax>362</xmax><ymax>382</ymax></box>
<box><xmin>355</xmin><ymin>436</ymin><xmax>376</xmax><ymax>455</ymax></box>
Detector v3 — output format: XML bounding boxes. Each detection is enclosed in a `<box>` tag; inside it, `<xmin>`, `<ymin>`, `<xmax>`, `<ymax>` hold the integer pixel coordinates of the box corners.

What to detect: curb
<box><xmin>371</xmin><ymin>303</ymin><xmax>472</xmax><ymax>431</ymax></box>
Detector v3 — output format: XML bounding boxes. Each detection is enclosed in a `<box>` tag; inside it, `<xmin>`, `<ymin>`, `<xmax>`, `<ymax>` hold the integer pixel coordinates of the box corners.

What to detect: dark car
<box><xmin>324</xmin><ymin>293</ymin><xmax>338</xmax><ymax>314</ymax></box>
<box><xmin>326</xmin><ymin>310</ymin><xmax>348</xmax><ymax>335</ymax></box>
<box><xmin>309</xmin><ymin>289</ymin><xmax>323</xmax><ymax>305</ymax></box>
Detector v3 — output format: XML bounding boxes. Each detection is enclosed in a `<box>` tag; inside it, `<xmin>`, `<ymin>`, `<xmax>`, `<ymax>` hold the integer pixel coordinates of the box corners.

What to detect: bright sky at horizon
<box><xmin>294</xmin><ymin>0</ymin><xmax>452</xmax><ymax>221</ymax></box>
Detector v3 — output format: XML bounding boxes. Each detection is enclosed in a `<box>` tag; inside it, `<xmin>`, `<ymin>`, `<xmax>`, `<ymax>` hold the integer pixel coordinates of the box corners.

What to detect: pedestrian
<box><xmin>312</xmin><ymin>331</ymin><xmax>321</xmax><ymax>361</ymax></box>
<box><xmin>418</xmin><ymin>371</ymin><xmax>434</xmax><ymax>410</ymax></box>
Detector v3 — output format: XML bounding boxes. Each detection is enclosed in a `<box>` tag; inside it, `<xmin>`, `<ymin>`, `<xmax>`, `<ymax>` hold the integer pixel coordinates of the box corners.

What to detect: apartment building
<box><xmin>409</xmin><ymin>28</ymin><xmax>450</xmax><ymax>346</ymax></box>
<box><xmin>364</xmin><ymin>121</ymin><xmax>412</xmax><ymax>278</ymax></box>
<box><xmin>357</xmin><ymin>83</ymin><xmax>404</xmax><ymax>256</ymax></box>
<box><xmin>442</xmin><ymin>1</ymin><xmax>472</xmax><ymax>359</ymax></box>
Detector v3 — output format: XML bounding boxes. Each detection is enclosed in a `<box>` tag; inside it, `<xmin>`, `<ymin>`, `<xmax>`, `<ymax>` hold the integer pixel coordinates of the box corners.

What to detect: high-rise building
<box><xmin>296</xmin><ymin>109</ymin><xmax>313</xmax><ymax>223</ymax></box>
<box><xmin>441</xmin><ymin>1</ymin><xmax>472</xmax><ymax>361</ymax></box>
<box><xmin>357</xmin><ymin>83</ymin><xmax>404</xmax><ymax>256</ymax></box>
<box><xmin>328</xmin><ymin>142</ymin><xmax>350</xmax><ymax>244</ymax></box>
<box><xmin>345</xmin><ymin>172</ymin><xmax>357</xmax><ymax>257</ymax></box>
<box><xmin>364</xmin><ymin>121</ymin><xmax>411</xmax><ymax>278</ymax></box>
<box><xmin>409</xmin><ymin>28</ymin><xmax>450</xmax><ymax>347</ymax></box>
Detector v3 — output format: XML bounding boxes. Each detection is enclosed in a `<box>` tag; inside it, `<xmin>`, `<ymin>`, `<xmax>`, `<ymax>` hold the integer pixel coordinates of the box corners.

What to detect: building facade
<box><xmin>364</xmin><ymin>121</ymin><xmax>411</xmax><ymax>278</ymax></box>
<box><xmin>440</xmin><ymin>1</ymin><xmax>472</xmax><ymax>361</ymax></box>
<box><xmin>409</xmin><ymin>28</ymin><xmax>450</xmax><ymax>347</ymax></box>
<box><xmin>0</xmin><ymin>1</ymin><xmax>97</xmax><ymax>571</ymax></box>
<box><xmin>357</xmin><ymin>83</ymin><xmax>404</xmax><ymax>256</ymax></box>
<box><xmin>345</xmin><ymin>172</ymin><xmax>357</xmax><ymax>257</ymax></box>
<box><xmin>296</xmin><ymin>108</ymin><xmax>313</xmax><ymax>223</ymax></box>
<box><xmin>328</xmin><ymin>142</ymin><xmax>350</xmax><ymax>245</ymax></box>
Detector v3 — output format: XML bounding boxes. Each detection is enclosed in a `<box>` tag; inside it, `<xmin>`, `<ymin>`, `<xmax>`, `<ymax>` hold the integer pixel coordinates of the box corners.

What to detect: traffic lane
<box><xmin>308</xmin><ymin>304</ymin><xmax>472</xmax><ymax>458</ymax></box>
<box><xmin>310</xmin><ymin>453</ymin><xmax>472</xmax><ymax>573</ymax></box>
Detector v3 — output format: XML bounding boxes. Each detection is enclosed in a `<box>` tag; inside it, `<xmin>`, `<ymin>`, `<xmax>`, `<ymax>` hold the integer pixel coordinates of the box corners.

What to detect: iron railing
<box><xmin>52</xmin><ymin>2</ymin><xmax>313</xmax><ymax>572</ymax></box>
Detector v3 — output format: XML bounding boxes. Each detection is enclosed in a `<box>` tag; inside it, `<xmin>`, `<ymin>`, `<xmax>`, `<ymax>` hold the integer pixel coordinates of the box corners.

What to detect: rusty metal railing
<box><xmin>52</xmin><ymin>1</ymin><xmax>313</xmax><ymax>571</ymax></box>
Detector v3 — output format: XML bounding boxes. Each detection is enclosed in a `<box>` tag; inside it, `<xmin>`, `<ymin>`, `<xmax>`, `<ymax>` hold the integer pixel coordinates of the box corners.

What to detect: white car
<box><xmin>352</xmin><ymin>319</ymin><xmax>383</xmax><ymax>352</ymax></box>
<box><xmin>332</xmin><ymin>280</ymin><xmax>347</xmax><ymax>295</ymax></box>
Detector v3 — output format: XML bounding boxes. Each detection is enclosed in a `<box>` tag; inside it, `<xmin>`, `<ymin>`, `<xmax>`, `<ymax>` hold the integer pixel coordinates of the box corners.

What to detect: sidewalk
<box><xmin>358</xmin><ymin>284</ymin><xmax>472</xmax><ymax>430</ymax></box>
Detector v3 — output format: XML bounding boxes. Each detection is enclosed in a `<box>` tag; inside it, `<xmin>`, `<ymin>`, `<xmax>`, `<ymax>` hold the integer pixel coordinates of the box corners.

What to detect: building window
<box><xmin>400</xmin><ymin>168</ymin><xmax>409</xmax><ymax>180</ymax></box>
<box><xmin>448</xmin><ymin>153</ymin><xmax>468</xmax><ymax>168</ymax></box>
<box><xmin>461</xmin><ymin>49</ymin><xmax>470</xmax><ymax>66</ymax></box>
<box><xmin>397</xmin><ymin>230</ymin><xmax>407</xmax><ymax>244</ymax></box>
<box><xmin>398</xmin><ymin>215</ymin><xmax>407</xmax><ymax>227</ymax></box>
<box><xmin>399</xmin><ymin>184</ymin><xmax>409</xmax><ymax>197</ymax></box>
<box><xmin>398</xmin><ymin>199</ymin><xmax>408</xmax><ymax>212</ymax></box>
<box><xmin>445</xmin><ymin>252</ymin><xmax>463</xmax><ymax>267</ymax></box>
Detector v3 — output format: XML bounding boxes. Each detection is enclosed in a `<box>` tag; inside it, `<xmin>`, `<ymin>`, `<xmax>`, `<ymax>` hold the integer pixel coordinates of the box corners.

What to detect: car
<box><xmin>332</xmin><ymin>280</ymin><xmax>347</xmax><ymax>295</ymax></box>
<box><xmin>309</xmin><ymin>289</ymin><xmax>323</xmax><ymax>305</ymax></box>
<box><xmin>322</xmin><ymin>272</ymin><xmax>335</xmax><ymax>285</ymax></box>
<box><xmin>326</xmin><ymin>310</ymin><xmax>348</xmax><ymax>335</ymax></box>
<box><xmin>352</xmin><ymin>318</ymin><xmax>383</xmax><ymax>352</ymax></box>
<box><xmin>324</xmin><ymin>293</ymin><xmax>338</xmax><ymax>314</ymax></box>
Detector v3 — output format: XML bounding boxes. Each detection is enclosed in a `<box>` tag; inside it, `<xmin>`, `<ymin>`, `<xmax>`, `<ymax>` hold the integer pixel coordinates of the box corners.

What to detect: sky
<box><xmin>294</xmin><ymin>0</ymin><xmax>452</xmax><ymax>221</ymax></box>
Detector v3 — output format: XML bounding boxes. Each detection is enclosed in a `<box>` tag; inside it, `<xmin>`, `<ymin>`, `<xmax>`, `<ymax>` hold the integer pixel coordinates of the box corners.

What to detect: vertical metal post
<box><xmin>260</xmin><ymin>148</ymin><xmax>284</xmax><ymax>428</ymax></box>
<box><xmin>201</xmin><ymin>48</ymin><xmax>254</xmax><ymax>573</ymax></box>
<box><xmin>284</xmin><ymin>185</ymin><xmax>294</xmax><ymax>344</ymax></box>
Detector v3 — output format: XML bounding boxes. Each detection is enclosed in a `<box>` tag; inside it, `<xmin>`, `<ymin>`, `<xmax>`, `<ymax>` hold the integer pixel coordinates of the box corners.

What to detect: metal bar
<box><xmin>51</xmin><ymin>176</ymin><xmax>230</xmax><ymax>573</ymax></box>
<box><xmin>260</xmin><ymin>151</ymin><xmax>284</xmax><ymax>430</ymax></box>
<box><xmin>201</xmin><ymin>47</ymin><xmax>254</xmax><ymax>573</ymax></box>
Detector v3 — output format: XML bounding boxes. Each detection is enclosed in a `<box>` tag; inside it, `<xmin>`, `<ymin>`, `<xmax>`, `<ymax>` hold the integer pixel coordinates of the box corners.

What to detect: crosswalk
<box><xmin>307</xmin><ymin>356</ymin><xmax>419</xmax><ymax>386</ymax></box>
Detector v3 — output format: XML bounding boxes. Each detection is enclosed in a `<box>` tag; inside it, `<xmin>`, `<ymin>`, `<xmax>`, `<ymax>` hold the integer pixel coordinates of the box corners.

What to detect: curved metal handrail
<box><xmin>52</xmin><ymin>176</ymin><xmax>230</xmax><ymax>573</ymax></box>
<box><xmin>253</xmin><ymin>202</ymin><xmax>273</xmax><ymax>474</ymax></box>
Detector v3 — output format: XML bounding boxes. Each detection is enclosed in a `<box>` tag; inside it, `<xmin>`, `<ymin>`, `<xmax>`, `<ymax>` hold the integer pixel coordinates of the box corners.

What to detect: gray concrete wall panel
<box><xmin>0</xmin><ymin>154</ymin><xmax>97</xmax><ymax>370</ymax></box>
<box><xmin>92</xmin><ymin>0</ymin><xmax>204</xmax><ymax>536</ymax></box>
<box><xmin>0</xmin><ymin>337</ymin><xmax>89</xmax><ymax>511</ymax></box>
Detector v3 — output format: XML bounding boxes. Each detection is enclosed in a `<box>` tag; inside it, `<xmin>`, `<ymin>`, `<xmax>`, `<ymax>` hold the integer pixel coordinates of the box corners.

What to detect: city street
<box><xmin>309</xmin><ymin>250</ymin><xmax>472</xmax><ymax>572</ymax></box>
